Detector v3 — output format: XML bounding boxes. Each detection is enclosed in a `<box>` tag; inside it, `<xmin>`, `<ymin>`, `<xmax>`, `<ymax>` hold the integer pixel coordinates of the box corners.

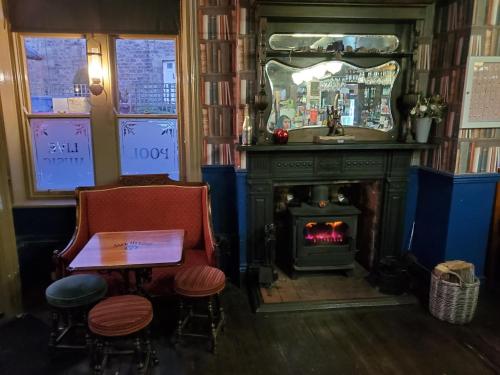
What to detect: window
<box><xmin>22</xmin><ymin>36</ymin><xmax>94</xmax><ymax>192</ymax></box>
<box><xmin>115</xmin><ymin>37</ymin><xmax>179</xmax><ymax>180</ymax></box>
<box><xmin>17</xmin><ymin>34</ymin><xmax>181</xmax><ymax>195</ymax></box>
<box><xmin>29</xmin><ymin>118</ymin><xmax>94</xmax><ymax>191</ymax></box>
<box><xmin>118</xmin><ymin>118</ymin><xmax>178</xmax><ymax>176</ymax></box>
<box><xmin>24</xmin><ymin>37</ymin><xmax>90</xmax><ymax>114</ymax></box>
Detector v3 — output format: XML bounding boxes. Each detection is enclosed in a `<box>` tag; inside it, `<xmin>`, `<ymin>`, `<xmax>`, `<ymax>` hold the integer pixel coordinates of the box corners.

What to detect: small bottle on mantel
<box><xmin>241</xmin><ymin>105</ymin><xmax>252</xmax><ymax>145</ymax></box>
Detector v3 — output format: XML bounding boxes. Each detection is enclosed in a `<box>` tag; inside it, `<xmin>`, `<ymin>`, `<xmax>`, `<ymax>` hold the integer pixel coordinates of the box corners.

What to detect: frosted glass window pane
<box><xmin>24</xmin><ymin>37</ymin><xmax>90</xmax><ymax>114</ymax></box>
<box><xmin>119</xmin><ymin>119</ymin><xmax>179</xmax><ymax>179</ymax></box>
<box><xmin>115</xmin><ymin>39</ymin><xmax>177</xmax><ymax>114</ymax></box>
<box><xmin>30</xmin><ymin>118</ymin><xmax>95</xmax><ymax>191</ymax></box>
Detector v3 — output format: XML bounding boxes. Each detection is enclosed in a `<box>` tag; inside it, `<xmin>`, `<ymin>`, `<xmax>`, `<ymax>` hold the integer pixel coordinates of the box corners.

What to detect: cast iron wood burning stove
<box><xmin>289</xmin><ymin>203</ymin><xmax>360</xmax><ymax>273</ymax></box>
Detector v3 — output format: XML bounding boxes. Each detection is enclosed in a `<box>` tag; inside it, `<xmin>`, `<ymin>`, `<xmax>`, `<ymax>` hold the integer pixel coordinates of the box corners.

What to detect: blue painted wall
<box><xmin>201</xmin><ymin>165</ymin><xmax>237</xmax><ymax>235</ymax></box>
<box><xmin>202</xmin><ymin>165</ymin><xmax>245</xmax><ymax>281</ymax></box>
<box><xmin>411</xmin><ymin>167</ymin><xmax>500</xmax><ymax>277</ymax></box>
<box><xmin>235</xmin><ymin>169</ymin><xmax>248</xmax><ymax>272</ymax></box>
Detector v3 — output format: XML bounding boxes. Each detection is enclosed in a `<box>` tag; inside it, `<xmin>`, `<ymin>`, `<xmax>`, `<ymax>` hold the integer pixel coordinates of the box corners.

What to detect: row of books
<box><xmin>456</xmin><ymin>142</ymin><xmax>500</xmax><ymax>173</ymax></box>
<box><xmin>422</xmin><ymin>139</ymin><xmax>458</xmax><ymax>173</ymax></box>
<box><xmin>435</xmin><ymin>0</ymin><xmax>474</xmax><ymax>34</ymax></box>
<box><xmin>239</xmin><ymin>8</ymin><xmax>252</xmax><ymax>35</ymax></box>
<box><xmin>203</xmin><ymin>81</ymin><xmax>232</xmax><ymax>106</ymax></box>
<box><xmin>200</xmin><ymin>42</ymin><xmax>233</xmax><ymax>74</ymax></box>
<box><xmin>444</xmin><ymin>110</ymin><xmax>460</xmax><ymax>139</ymax></box>
<box><xmin>200</xmin><ymin>14</ymin><xmax>233</xmax><ymax>40</ymax></box>
<box><xmin>239</xmin><ymin>79</ymin><xmax>255</xmax><ymax>105</ymax></box>
<box><xmin>431</xmin><ymin>32</ymin><xmax>469</xmax><ymax>69</ymax></box>
<box><xmin>472</xmin><ymin>0</ymin><xmax>500</xmax><ymax>26</ymax></box>
<box><xmin>470</xmin><ymin>29</ymin><xmax>500</xmax><ymax>56</ymax></box>
<box><xmin>201</xmin><ymin>107</ymin><xmax>234</xmax><ymax>137</ymax></box>
<box><xmin>199</xmin><ymin>0</ymin><xmax>233</xmax><ymax>8</ymax></box>
<box><xmin>236</xmin><ymin>36</ymin><xmax>256</xmax><ymax>71</ymax></box>
<box><xmin>205</xmin><ymin>143</ymin><xmax>234</xmax><ymax>165</ymax></box>
<box><xmin>416</xmin><ymin>43</ymin><xmax>431</xmax><ymax>71</ymax></box>
<box><xmin>429</xmin><ymin>67</ymin><xmax>466</xmax><ymax>106</ymax></box>
<box><xmin>454</xmin><ymin>34</ymin><xmax>470</xmax><ymax>66</ymax></box>
<box><xmin>459</xmin><ymin>128</ymin><xmax>499</xmax><ymax>139</ymax></box>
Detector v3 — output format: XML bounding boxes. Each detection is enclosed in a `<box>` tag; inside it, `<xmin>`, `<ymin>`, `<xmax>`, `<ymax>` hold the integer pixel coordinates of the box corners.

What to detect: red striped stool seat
<box><xmin>174</xmin><ymin>265</ymin><xmax>225</xmax><ymax>298</ymax></box>
<box><xmin>88</xmin><ymin>295</ymin><xmax>153</xmax><ymax>337</ymax></box>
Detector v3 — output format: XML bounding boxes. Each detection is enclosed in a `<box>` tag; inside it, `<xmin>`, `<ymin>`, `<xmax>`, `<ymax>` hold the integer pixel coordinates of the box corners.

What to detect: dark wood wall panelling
<box><xmin>5</xmin><ymin>0</ymin><xmax>180</xmax><ymax>34</ymax></box>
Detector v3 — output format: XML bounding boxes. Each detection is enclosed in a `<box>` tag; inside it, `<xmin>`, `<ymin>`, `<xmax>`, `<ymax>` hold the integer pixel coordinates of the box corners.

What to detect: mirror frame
<box><xmin>265</xmin><ymin>58</ymin><xmax>401</xmax><ymax>134</ymax></box>
<box><xmin>263</xmin><ymin>57</ymin><xmax>403</xmax><ymax>141</ymax></box>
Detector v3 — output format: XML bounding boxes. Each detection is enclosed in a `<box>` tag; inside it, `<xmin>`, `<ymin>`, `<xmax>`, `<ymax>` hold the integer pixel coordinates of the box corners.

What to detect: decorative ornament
<box><xmin>273</xmin><ymin>128</ymin><xmax>288</xmax><ymax>144</ymax></box>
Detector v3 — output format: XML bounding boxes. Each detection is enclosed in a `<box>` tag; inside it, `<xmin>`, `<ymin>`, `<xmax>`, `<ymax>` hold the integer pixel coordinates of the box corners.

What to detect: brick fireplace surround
<box><xmin>240</xmin><ymin>142</ymin><xmax>431</xmax><ymax>283</ymax></box>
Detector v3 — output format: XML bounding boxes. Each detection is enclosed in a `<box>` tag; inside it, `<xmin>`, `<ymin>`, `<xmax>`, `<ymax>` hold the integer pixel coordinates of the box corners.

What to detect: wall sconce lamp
<box><xmin>87</xmin><ymin>46</ymin><xmax>104</xmax><ymax>96</ymax></box>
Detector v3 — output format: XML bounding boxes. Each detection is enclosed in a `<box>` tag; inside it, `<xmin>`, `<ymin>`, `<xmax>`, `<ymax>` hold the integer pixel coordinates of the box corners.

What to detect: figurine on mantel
<box><xmin>326</xmin><ymin>106</ymin><xmax>344</xmax><ymax>137</ymax></box>
<box><xmin>313</xmin><ymin>95</ymin><xmax>355</xmax><ymax>144</ymax></box>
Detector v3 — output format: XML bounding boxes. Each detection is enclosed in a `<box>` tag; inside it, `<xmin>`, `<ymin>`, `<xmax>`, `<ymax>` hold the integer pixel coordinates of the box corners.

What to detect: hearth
<box><xmin>289</xmin><ymin>203</ymin><xmax>360</xmax><ymax>273</ymax></box>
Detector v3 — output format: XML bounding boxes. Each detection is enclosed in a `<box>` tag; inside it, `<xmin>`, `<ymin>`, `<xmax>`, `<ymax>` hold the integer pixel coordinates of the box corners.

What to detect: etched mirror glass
<box><xmin>265</xmin><ymin>60</ymin><xmax>399</xmax><ymax>132</ymax></box>
<box><xmin>269</xmin><ymin>34</ymin><xmax>399</xmax><ymax>54</ymax></box>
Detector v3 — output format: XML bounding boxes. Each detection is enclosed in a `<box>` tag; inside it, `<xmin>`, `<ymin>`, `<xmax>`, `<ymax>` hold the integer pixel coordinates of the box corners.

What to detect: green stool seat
<box><xmin>46</xmin><ymin>274</ymin><xmax>108</xmax><ymax>309</ymax></box>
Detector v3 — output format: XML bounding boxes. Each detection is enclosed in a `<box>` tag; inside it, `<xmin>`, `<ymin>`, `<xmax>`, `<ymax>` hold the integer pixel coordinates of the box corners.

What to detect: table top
<box><xmin>68</xmin><ymin>230</ymin><xmax>184</xmax><ymax>271</ymax></box>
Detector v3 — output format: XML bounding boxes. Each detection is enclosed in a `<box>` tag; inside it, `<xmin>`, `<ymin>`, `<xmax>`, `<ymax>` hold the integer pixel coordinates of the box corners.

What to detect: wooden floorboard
<box><xmin>2</xmin><ymin>284</ymin><xmax>500</xmax><ymax>375</ymax></box>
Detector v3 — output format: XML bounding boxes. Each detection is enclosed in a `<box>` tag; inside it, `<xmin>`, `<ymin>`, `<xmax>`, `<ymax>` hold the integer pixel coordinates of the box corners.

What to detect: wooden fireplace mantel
<box><xmin>239</xmin><ymin>142</ymin><xmax>433</xmax><ymax>273</ymax></box>
<box><xmin>239</xmin><ymin>142</ymin><xmax>432</xmax><ymax>152</ymax></box>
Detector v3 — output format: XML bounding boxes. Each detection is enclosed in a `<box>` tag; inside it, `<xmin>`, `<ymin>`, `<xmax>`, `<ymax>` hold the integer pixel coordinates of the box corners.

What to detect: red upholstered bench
<box><xmin>88</xmin><ymin>295</ymin><xmax>157</xmax><ymax>374</ymax></box>
<box><xmin>53</xmin><ymin>178</ymin><xmax>218</xmax><ymax>297</ymax></box>
<box><xmin>174</xmin><ymin>265</ymin><xmax>226</xmax><ymax>353</ymax></box>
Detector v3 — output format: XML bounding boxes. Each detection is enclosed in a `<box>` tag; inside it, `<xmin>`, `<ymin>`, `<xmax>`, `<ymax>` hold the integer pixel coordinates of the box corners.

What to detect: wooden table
<box><xmin>69</xmin><ymin>230</ymin><xmax>184</xmax><ymax>293</ymax></box>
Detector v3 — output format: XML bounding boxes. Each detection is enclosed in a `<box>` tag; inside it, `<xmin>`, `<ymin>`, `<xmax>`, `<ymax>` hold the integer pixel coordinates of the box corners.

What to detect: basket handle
<box><xmin>443</xmin><ymin>270</ymin><xmax>477</xmax><ymax>287</ymax></box>
<box><xmin>446</xmin><ymin>270</ymin><xmax>464</xmax><ymax>287</ymax></box>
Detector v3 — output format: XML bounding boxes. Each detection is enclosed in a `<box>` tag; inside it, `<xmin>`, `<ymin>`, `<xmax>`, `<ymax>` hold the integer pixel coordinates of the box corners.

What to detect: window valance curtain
<box><xmin>5</xmin><ymin>0</ymin><xmax>180</xmax><ymax>34</ymax></box>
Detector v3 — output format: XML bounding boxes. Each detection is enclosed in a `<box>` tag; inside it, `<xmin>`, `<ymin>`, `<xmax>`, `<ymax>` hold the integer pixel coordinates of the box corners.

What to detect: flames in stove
<box><xmin>303</xmin><ymin>221</ymin><xmax>348</xmax><ymax>245</ymax></box>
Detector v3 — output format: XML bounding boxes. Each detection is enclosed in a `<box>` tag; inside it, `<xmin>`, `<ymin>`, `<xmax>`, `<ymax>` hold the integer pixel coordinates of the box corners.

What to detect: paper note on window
<box><xmin>68</xmin><ymin>97</ymin><xmax>90</xmax><ymax>113</ymax></box>
<box><xmin>52</xmin><ymin>98</ymin><xmax>69</xmax><ymax>113</ymax></box>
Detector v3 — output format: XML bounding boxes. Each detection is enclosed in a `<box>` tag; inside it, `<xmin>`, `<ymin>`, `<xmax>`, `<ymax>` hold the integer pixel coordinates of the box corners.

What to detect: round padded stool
<box><xmin>174</xmin><ymin>266</ymin><xmax>226</xmax><ymax>353</ymax></box>
<box><xmin>88</xmin><ymin>295</ymin><xmax>157</xmax><ymax>375</ymax></box>
<box><xmin>46</xmin><ymin>274</ymin><xmax>108</xmax><ymax>309</ymax></box>
<box><xmin>45</xmin><ymin>274</ymin><xmax>107</xmax><ymax>352</ymax></box>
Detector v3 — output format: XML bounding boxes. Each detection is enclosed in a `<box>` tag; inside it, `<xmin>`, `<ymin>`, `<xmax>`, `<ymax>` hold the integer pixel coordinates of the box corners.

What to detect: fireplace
<box><xmin>289</xmin><ymin>203</ymin><xmax>360</xmax><ymax>272</ymax></box>
<box><xmin>240</xmin><ymin>142</ymin><xmax>431</xmax><ymax>286</ymax></box>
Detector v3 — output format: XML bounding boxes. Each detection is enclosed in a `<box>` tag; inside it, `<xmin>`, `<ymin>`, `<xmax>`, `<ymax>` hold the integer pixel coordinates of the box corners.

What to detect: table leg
<box><xmin>134</xmin><ymin>268</ymin><xmax>152</xmax><ymax>297</ymax></box>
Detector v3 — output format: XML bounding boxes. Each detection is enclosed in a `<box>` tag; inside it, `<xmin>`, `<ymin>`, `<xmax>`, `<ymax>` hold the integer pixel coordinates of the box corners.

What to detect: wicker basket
<box><xmin>429</xmin><ymin>271</ymin><xmax>480</xmax><ymax>324</ymax></box>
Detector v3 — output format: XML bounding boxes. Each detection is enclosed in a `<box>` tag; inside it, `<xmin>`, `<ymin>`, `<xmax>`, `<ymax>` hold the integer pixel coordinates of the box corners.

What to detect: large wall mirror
<box><xmin>269</xmin><ymin>34</ymin><xmax>400</xmax><ymax>54</ymax></box>
<box><xmin>265</xmin><ymin>59</ymin><xmax>400</xmax><ymax>133</ymax></box>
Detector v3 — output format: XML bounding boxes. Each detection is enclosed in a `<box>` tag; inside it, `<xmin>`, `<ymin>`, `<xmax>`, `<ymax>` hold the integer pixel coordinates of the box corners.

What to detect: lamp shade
<box><xmin>87</xmin><ymin>47</ymin><xmax>103</xmax><ymax>96</ymax></box>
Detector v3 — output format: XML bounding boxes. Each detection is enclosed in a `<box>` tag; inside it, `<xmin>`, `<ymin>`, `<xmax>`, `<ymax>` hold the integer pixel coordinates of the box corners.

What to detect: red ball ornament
<box><xmin>273</xmin><ymin>128</ymin><xmax>289</xmax><ymax>144</ymax></box>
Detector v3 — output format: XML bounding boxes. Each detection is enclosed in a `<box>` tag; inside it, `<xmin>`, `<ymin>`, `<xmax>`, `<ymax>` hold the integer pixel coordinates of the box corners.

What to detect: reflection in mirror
<box><xmin>269</xmin><ymin>34</ymin><xmax>399</xmax><ymax>54</ymax></box>
<box><xmin>265</xmin><ymin>60</ymin><xmax>399</xmax><ymax>133</ymax></box>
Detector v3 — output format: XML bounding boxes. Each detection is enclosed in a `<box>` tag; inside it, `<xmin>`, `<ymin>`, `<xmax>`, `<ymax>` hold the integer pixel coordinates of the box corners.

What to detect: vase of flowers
<box><xmin>410</xmin><ymin>94</ymin><xmax>446</xmax><ymax>143</ymax></box>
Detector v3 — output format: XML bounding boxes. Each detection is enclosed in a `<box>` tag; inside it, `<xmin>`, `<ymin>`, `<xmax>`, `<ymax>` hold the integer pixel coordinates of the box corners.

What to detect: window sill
<box><xmin>12</xmin><ymin>198</ymin><xmax>76</xmax><ymax>208</ymax></box>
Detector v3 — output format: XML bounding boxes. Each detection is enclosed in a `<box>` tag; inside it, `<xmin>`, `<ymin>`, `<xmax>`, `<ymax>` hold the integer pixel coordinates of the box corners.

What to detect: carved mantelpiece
<box><xmin>240</xmin><ymin>142</ymin><xmax>432</xmax><ymax>276</ymax></box>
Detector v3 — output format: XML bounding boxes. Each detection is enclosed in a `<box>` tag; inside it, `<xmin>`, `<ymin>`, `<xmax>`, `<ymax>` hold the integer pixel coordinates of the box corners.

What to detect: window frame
<box><xmin>111</xmin><ymin>34</ymin><xmax>183</xmax><ymax>179</ymax></box>
<box><xmin>13</xmin><ymin>32</ymin><xmax>185</xmax><ymax>198</ymax></box>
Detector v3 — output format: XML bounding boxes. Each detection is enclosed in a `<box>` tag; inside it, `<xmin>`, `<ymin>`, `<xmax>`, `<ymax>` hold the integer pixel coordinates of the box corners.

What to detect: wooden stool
<box><xmin>174</xmin><ymin>265</ymin><xmax>225</xmax><ymax>353</ymax></box>
<box><xmin>45</xmin><ymin>274</ymin><xmax>107</xmax><ymax>353</ymax></box>
<box><xmin>88</xmin><ymin>295</ymin><xmax>157</xmax><ymax>375</ymax></box>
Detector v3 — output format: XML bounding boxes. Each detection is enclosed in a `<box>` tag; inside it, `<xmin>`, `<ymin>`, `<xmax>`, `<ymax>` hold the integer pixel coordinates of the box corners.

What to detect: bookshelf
<box><xmin>421</xmin><ymin>0</ymin><xmax>500</xmax><ymax>174</ymax></box>
<box><xmin>456</xmin><ymin>1</ymin><xmax>500</xmax><ymax>174</ymax></box>
<box><xmin>234</xmin><ymin>0</ymin><xmax>256</xmax><ymax>168</ymax></box>
<box><xmin>198</xmin><ymin>0</ymin><xmax>256</xmax><ymax>166</ymax></box>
